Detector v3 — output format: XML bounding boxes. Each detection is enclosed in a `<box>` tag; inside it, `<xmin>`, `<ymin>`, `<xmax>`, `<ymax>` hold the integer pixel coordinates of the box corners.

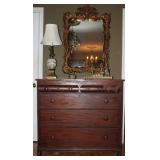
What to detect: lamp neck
<box><xmin>49</xmin><ymin>46</ymin><xmax>55</xmax><ymax>58</ymax></box>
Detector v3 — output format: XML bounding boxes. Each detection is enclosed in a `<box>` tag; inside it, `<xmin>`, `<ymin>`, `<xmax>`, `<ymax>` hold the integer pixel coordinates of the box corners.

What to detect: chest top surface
<box><xmin>37</xmin><ymin>79</ymin><xmax>123</xmax><ymax>93</ymax></box>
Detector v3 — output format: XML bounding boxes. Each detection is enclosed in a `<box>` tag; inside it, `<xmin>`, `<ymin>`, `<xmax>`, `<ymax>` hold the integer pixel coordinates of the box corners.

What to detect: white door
<box><xmin>33</xmin><ymin>7</ymin><xmax>43</xmax><ymax>141</ymax></box>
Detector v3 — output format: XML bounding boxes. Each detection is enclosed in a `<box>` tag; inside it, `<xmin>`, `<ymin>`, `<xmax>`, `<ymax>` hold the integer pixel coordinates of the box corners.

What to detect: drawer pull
<box><xmin>104</xmin><ymin>135</ymin><xmax>108</xmax><ymax>140</ymax></box>
<box><xmin>50</xmin><ymin>98</ymin><xmax>55</xmax><ymax>103</ymax></box>
<box><xmin>50</xmin><ymin>116</ymin><xmax>55</xmax><ymax>120</ymax></box>
<box><xmin>33</xmin><ymin>83</ymin><xmax>36</xmax><ymax>88</ymax></box>
<box><xmin>104</xmin><ymin>116</ymin><xmax>109</xmax><ymax>121</ymax></box>
<box><xmin>104</xmin><ymin>99</ymin><xmax>109</xmax><ymax>104</ymax></box>
<box><xmin>51</xmin><ymin>136</ymin><xmax>55</xmax><ymax>140</ymax></box>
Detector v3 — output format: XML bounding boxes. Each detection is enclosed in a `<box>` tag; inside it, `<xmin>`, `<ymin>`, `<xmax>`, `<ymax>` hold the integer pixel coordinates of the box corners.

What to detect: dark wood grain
<box><xmin>37</xmin><ymin>79</ymin><xmax>124</xmax><ymax>156</ymax></box>
<box><xmin>39</xmin><ymin>93</ymin><xmax>122</xmax><ymax>109</ymax></box>
<box><xmin>37</xmin><ymin>79</ymin><xmax>123</xmax><ymax>87</ymax></box>
<box><xmin>39</xmin><ymin>110</ymin><xmax>121</xmax><ymax>127</ymax></box>
<box><xmin>39</xmin><ymin>128</ymin><xmax>121</xmax><ymax>149</ymax></box>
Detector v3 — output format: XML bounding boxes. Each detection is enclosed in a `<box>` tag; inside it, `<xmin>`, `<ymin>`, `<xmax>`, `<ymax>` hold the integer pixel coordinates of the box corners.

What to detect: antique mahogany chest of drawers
<box><xmin>37</xmin><ymin>79</ymin><xmax>124</xmax><ymax>156</ymax></box>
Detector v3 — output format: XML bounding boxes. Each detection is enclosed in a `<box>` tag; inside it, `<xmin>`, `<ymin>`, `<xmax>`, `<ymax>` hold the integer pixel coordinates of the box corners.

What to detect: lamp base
<box><xmin>47</xmin><ymin>69</ymin><xmax>56</xmax><ymax>78</ymax></box>
<box><xmin>47</xmin><ymin>58</ymin><xmax>57</xmax><ymax>79</ymax></box>
<box><xmin>46</xmin><ymin>76</ymin><xmax>57</xmax><ymax>80</ymax></box>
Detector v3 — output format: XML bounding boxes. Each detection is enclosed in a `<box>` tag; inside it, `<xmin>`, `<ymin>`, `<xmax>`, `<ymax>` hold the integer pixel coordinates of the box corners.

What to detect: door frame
<box><xmin>33</xmin><ymin>7</ymin><xmax>44</xmax><ymax>141</ymax></box>
<box><xmin>33</xmin><ymin>7</ymin><xmax>44</xmax><ymax>79</ymax></box>
<box><xmin>122</xmin><ymin>7</ymin><xmax>125</xmax><ymax>154</ymax></box>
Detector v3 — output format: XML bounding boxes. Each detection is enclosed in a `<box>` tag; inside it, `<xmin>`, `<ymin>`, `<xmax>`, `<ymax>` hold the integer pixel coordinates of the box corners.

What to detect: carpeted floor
<box><xmin>33</xmin><ymin>142</ymin><xmax>118</xmax><ymax>156</ymax></box>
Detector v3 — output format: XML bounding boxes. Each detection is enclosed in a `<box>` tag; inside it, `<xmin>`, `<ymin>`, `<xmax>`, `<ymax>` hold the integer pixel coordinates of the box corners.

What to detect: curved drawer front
<box><xmin>39</xmin><ymin>93</ymin><xmax>122</xmax><ymax>109</ymax></box>
<box><xmin>39</xmin><ymin>110</ymin><xmax>121</xmax><ymax>127</ymax></box>
<box><xmin>39</xmin><ymin>128</ymin><xmax>121</xmax><ymax>149</ymax></box>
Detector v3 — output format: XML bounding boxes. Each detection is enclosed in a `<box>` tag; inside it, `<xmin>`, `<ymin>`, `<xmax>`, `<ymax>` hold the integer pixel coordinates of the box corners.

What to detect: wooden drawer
<box><xmin>39</xmin><ymin>93</ymin><xmax>122</xmax><ymax>109</ymax></box>
<box><xmin>39</xmin><ymin>110</ymin><xmax>121</xmax><ymax>127</ymax></box>
<box><xmin>39</xmin><ymin>128</ymin><xmax>121</xmax><ymax>149</ymax></box>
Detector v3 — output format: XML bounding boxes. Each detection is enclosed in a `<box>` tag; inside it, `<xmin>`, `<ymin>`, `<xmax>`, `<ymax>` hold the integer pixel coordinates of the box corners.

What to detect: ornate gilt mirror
<box><xmin>63</xmin><ymin>5</ymin><xmax>111</xmax><ymax>77</ymax></box>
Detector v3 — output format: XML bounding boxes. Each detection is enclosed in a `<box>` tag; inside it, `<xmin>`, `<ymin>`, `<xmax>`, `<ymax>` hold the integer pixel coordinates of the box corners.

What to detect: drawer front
<box><xmin>39</xmin><ymin>110</ymin><xmax>121</xmax><ymax>127</ymax></box>
<box><xmin>39</xmin><ymin>128</ymin><xmax>121</xmax><ymax>149</ymax></box>
<box><xmin>39</xmin><ymin>93</ymin><xmax>122</xmax><ymax>109</ymax></box>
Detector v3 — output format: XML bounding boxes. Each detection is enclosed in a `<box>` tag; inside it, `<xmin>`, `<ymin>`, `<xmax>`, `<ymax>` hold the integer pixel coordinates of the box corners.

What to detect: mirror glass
<box><xmin>68</xmin><ymin>19</ymin><xmax>104</xmax><ymax>69</ymax></box>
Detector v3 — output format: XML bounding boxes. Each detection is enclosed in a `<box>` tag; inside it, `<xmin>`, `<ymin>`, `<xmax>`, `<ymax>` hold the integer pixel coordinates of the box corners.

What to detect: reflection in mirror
<box><xmin>68</xmin><ymin>19</ymin><xmax>104</xmax><ymax>70</ymax></box>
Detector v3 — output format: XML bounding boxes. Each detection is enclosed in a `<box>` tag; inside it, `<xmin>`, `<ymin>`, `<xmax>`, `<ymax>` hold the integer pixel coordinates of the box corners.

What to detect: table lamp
<box><xmin>42</xmin><ymin>24</ymin><xmax>62</xmax><ymax>79</ymax></box>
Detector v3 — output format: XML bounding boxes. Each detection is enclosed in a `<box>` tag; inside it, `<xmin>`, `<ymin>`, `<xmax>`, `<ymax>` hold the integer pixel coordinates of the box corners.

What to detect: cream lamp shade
<box><xmin>43</xmin><ymin>24</ymin><xmax>62</xmax><ymax>46</ymax></box>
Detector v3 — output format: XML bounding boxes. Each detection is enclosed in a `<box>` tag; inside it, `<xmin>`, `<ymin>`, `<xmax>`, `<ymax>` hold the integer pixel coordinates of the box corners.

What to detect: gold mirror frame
<box><xmin>63</xmin><ymin>5</ymin><xmax>111</xmax><ymax>76</ymax></box>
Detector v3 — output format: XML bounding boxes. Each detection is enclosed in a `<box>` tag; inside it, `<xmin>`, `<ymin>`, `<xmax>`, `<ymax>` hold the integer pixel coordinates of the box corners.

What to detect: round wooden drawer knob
<box><xmin>104</xmin><ymin>135</ymin><xmax>108</xmax><ymax>140</ymax></box>
<box><xmin>50</xmin><ymin>116</ymin><xmax>55</xmax><ymax>120</ymax></box>
<box><xmin>104</xmin><ymin>99</ymin><xmax>109</xmax><ymax>104</ymax></box>
<box><xmin>104</xmin><ymin>116</ymin><xmax>109</xmax><ymax>121</ymax></box>
<box><xmin>50</xmin><ymin>115</ymin><xmax>55</xmax><ymax>120</ymax></box>
<box><xmin>50</xmin><ymin>98</ymin><xmax>55</xmax><ymax>103</ymax></box>
<box><xmin>51</xmin><ymin>136</ymin><xmax>55</xmax><ymax>140</ymax></box>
